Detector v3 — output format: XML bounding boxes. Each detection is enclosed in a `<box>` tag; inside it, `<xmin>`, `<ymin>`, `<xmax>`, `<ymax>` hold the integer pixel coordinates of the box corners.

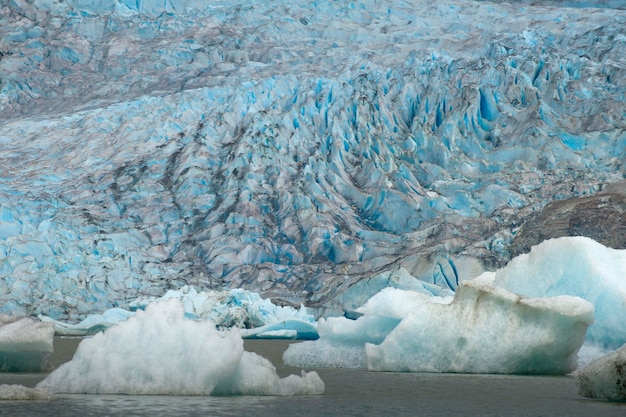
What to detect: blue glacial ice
<box><xmin>0</xmin><ymin>0</ymin><xmax>624</xmax><ymax>320</ymax></box>
<box><xmin>0</xmin><ymin>315</ymin><xmax>54</xmax><ymax>372</ymax></box>
<box><xmin>37</xmin><ymin>298</ymin><xmax>325</xmax><ymax>395</ymax></box>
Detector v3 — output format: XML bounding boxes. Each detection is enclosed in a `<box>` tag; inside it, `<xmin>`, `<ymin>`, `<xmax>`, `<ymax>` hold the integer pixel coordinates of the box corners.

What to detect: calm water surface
<box><xmin>1</xmin><ymin>338</ymin><xmax>624</xmax><ymax>417</ymax></box>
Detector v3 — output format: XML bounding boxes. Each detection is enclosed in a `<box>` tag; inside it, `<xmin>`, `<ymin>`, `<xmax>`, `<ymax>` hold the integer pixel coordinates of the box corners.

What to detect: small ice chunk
<box><xmin>240</xmin><ymin>320</ymin><xmax>318</xmax><ymax>340</ymax></box>
<box><xmin>283</xmin><ymin>305</ymin><xmax>406</xmax><ymax>369</ymax></box>
<box><xmin>0</xmin><ymin>315</ymin><xmax>54</xmax><ymax>372</ymax></box>
<box><xmin>0</xmin><ymin>384</ymin><xmax>55</xmax><ymax>401</ymax></box>
<box><xmin>576</xmin><ymin>344</ymin><xmax>626</xmax><ymax>402</ymax></box>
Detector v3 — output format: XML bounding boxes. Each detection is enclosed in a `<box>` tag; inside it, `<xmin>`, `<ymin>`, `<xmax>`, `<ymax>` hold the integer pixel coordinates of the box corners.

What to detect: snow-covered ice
<box><xmin>576</xmin><ymin>344</ymin><xmax>626</xmax><ymax>402</ymax></box>
<box><xmin>0</xmin><ymin>315</ymin><xmax>54</xmax><ymax>372</ymax></box>
<box><xmin>37</xmin><ymin>298</ymin><xmax>324</xmax><ymax>395</ymax></box>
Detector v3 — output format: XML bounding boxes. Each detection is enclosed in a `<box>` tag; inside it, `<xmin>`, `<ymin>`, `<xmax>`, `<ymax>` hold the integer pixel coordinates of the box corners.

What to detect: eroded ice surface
<box><xmin>0</xmin><ymin>315</ymin><xmax>54</xmax><ymax>372</ymax></box>
<box><xmin>37</xmin><ymin>299</ymin><xmax>324</xmax><ymax>395</ymax></box>
<box><xmin>0</xmin><ymin>0</ymin><xmax>624</xmax><ymax>320</ymax></box>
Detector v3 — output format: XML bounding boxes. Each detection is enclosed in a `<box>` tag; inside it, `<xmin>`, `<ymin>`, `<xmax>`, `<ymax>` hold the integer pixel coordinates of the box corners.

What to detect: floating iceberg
<box><xmin>285</xmin><ymin>278</ymin><xmax>593</xmax><ymax>374</ymax></box>
<box><xmin>40</xmin><ymin>286</ymin><xmax>318</xmax><ymax>339</ymax></box>
<box><xmin>131</xmin><ymin>286</ymin><xmax>316</xmax><ymax>329</ymax></box>
<box><xmin>366</xmin><ymin>276</ymin><xmax>593</xmax><ymax>374</ymax></box>
<box><xmin>487</xmin><ymin>237</ymin><xmax>626</xmax><ymax>351</ymax></box>
<box><xmin>576</xmin><ymin>344</ymin><xmax>626</xmax><ymax>402</ymax></box>
<box><xmin>37</xmin><ymin>299</ymin><xmax>324</xmax><ymax>395</ymax></box>
<box><xmin>284</xmin><ymin>287</ymin><xmax>450</xmax><ymax>368</ymax></box>
<box><xmin>0</xmin><ymin>315</ymin><xmax>54</xmax><ymax>372</ymax></box>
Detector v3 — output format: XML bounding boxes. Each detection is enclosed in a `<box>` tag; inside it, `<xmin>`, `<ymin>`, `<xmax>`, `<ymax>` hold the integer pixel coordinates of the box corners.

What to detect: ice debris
<box><xmin>0</xmin><ymin>315</ymin><xmax>54</xmax><ymax>372</ymax></box>
<box><xmin>577</xmin><ymin>344</ymin><xmax>626</xmax><ymax>402</ymax></box>
<box><xmin>0</xmin><ymin>384</ymin><xmax>55</xmax><ymax>401</ymax></box>
<box><xmin>37</xmin><ymin>299</ymin><xmax>324</xmax><ymax>396</ymax></box>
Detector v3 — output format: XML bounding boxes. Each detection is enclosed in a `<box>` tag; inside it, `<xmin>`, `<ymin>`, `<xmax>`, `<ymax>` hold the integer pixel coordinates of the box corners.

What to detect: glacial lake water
<box><xmin>1</xmin><ymin>338</ymin><xmax>624</xmax><ymax>417</ymax></box>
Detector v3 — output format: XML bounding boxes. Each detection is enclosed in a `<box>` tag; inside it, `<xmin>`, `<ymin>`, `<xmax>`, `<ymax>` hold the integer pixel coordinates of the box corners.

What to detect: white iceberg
<box><xmin>576</xmin><ymin>344</ymin><xmax>626</xmax><ymax>402</ymax></box>
<box><xmin>37</xmin><ymin>299</ymin><xmax>324</xmax><ymax>396</ymax></box>
<box><xmin>0</xmin><ymin>315</ymin><xmax>54</xmax><ymax>372</ymax></box>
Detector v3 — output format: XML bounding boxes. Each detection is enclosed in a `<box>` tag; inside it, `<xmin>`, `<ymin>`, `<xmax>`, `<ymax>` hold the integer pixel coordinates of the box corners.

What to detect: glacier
<box><xmin>0</xmin><ymin>0</ymin><xmax>624</xmax><ymax>321</ymax></box>
<box><xmin>37</xmin><ymin>298</ymin><xmax>325</xmax><ymax>395</ymax></box>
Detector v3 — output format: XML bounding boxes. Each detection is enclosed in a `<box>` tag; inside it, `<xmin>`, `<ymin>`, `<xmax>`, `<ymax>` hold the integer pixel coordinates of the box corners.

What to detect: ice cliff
<box><xmin>0</xmin><ymin>0</ymin><xmax>624</xmax><ymax>319</ymax></box>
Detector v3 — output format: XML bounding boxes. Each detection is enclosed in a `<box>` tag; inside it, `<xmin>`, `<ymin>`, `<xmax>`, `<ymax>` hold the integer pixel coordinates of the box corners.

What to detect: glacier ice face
<box><xmin>0</xmin><ymin>315</ymin><xmax>54</xmax><ymax>372</ymax></box>
<box><xmin>486</xmin><ymin>236</ymin><xmax>626</xmax><ymax>350</ymax></box>
<box><xmin>0</xmin><ymin>0</ymin><xmax>625</xmax><ymax>318</ymax></box>
<box><xmin>576</xmin><ymin>344</ymin><xmax>626</xmax><ymax>402</ymax></box>
<box><xmin>37</xmin><ymin>298</ymin><xmax>324</xmax><ymax>395</ymax></box>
